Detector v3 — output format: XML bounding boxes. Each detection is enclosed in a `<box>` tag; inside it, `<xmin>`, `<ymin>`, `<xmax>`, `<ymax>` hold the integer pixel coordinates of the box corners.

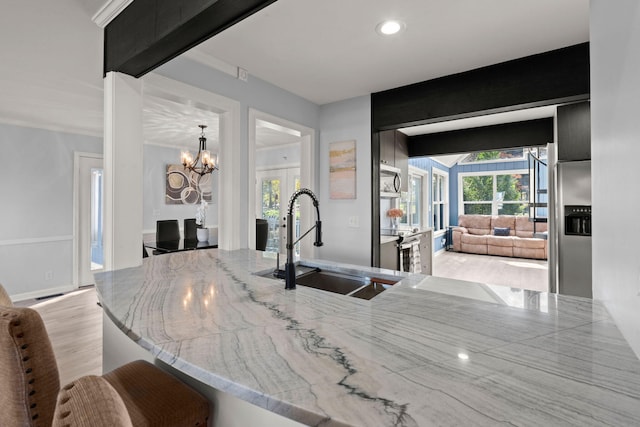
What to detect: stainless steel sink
<box><xmin>254</xmin><ymin>264</ymin><xmax>396</xmax><ymax>300</ymax></box>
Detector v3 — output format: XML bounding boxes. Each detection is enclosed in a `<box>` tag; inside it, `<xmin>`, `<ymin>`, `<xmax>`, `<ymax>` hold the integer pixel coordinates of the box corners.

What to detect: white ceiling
<box><xmin>142</xmin><ymin>96</ymin><xmax>220</xmax><ymax>150</ymax></box>
<box><xmin>194</xmin><ymin>0</ymin><xmax>589</xmax><ymax>105</ymax></box>
<box><xmin>0</xmin><ymin>0</ymin><xmax>589</xmax><ymax>144</ymax></box>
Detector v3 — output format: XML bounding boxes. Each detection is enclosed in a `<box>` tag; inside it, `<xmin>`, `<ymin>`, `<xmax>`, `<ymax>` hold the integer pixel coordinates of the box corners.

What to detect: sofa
<box><xmin>452</xmin><ymin>215</ymin><xmax>548</xmax><ymax>259</ymax></box>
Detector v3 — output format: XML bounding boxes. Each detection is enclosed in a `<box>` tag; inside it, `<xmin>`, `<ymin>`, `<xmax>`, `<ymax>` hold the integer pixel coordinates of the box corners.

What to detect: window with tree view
<box><xmin>461</xmin><ymin>171</ymin><xmax>529</xmax><ymax>216</ymax></box>
<box><xmin>432</xmin><ymin>169</ymin><xmax>448</xmax><ymax>232</ymax></box>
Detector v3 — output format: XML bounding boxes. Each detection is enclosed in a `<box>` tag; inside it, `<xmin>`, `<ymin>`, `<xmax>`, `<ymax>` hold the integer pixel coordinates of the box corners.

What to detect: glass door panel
<box><xmin>256</xmin><ymin>168</ymin><xmax>300</xmax><ymax>255</ymax></box>
<box><xmin>260</xmin><ymin>177</ymin><xmax>282</xmax><ymax>253</ymax></box>
<box><xmin>90</xmin><ymin>168</ymin><xmax>104</xmax><ymax>270</ymax></box>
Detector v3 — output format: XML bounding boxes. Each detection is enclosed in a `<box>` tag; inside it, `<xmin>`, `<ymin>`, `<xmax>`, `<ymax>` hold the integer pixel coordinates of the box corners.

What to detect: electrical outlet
<box><xmin>348</xmin><ymin>216</ymin><xmax>359</xmax><ymax>228</ymax></box>
<box><xmin>237</xmin><ymin>67</ymin><xmax>248</xmax><ymax>82</ymax></box>
<box><xmin>45</xmin><ymin>271</ymin><xmax>53</xmax><ymax>281</ymax></box>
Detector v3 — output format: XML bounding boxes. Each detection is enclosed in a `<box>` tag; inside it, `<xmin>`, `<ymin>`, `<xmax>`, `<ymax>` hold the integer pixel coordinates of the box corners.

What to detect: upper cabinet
<box><xmin>379</xmin><ymin>130</ymin><xmax>409</xmax><ymax>192</ymax></box>
<box><xmin>557</xmin><ymin>101</ymin><xmax>590</xmax><ymax>161</ymax></box>
<box><xmin>380</xmin><ymin>130</ymin><xmax>395</xmax><ymax>166</ymax></box>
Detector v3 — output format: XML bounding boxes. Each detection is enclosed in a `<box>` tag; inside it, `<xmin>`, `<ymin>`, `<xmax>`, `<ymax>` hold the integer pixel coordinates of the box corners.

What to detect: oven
<box><xmin>398</xmin><ymin>234</ymin><xmax>422</xmax><ymax>273</ymax></box>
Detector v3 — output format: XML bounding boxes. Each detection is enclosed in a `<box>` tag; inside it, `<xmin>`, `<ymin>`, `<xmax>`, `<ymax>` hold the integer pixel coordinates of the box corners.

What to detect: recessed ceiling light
<box><xmin>376</xmin><ymin>20</ymin><xmax>405</xmax><ymax>36</ymax></box>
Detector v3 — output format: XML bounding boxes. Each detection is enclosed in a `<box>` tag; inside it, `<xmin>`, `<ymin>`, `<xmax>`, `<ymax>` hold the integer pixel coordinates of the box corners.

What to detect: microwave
<box><xmin>380</xmin><ymin>164</ymin><xmax>401</xmax><ymax>196</ymax></box>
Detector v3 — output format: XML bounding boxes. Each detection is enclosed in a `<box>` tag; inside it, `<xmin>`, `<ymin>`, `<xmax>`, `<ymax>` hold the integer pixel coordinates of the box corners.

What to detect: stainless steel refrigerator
<box><xmin>556</xmin><ymin>160</ymin><xmax>592</xmax><ymax>298</ymax></box>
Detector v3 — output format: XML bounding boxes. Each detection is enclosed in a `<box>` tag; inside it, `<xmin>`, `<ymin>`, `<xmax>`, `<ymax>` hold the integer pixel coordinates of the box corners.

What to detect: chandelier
<box><xmin>180</xmin><ymin>125</ymin><xmax>218</xmax><ymax>176</ymax></box>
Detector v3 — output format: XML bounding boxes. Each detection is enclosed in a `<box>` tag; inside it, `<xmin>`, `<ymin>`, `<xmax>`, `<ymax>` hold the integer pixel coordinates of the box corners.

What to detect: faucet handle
<box><xmin>314</xmin><ymin>220</ymin><xmax>323</xmax><ymax>247</ymax></box>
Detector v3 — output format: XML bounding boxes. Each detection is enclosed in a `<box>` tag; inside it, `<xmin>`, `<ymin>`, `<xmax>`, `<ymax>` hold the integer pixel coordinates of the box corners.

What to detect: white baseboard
<box><xmin>11</xmin><ymin>284</ymin><xmax>77</xmax><ymax>303</ymax></box>
<box><xmin>434</xmin><ymin>248</ymin><xmax>447</xmax><ymax>256</ymax></box>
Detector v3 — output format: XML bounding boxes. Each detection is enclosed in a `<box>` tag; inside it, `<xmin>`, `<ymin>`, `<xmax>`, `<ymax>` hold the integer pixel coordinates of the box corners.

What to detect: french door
<box><xmin>256</xmin><ymin>168</ymin><xmax>300</xmax><ymax>254</ymax></box>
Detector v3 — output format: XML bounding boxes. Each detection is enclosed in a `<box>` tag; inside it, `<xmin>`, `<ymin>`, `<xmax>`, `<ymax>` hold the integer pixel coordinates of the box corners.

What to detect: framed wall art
<box><xmin>329</xmin><ymin>140</ymin><xmax>356</xmax><ymax>199</ymax></box>
<box><xmin>165</xmin><ymin>164</ymin><xmax>212</xmax><ymax>204</ymax></box>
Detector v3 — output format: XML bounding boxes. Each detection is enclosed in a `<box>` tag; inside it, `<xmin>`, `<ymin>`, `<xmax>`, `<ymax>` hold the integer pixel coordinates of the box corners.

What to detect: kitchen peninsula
<box><xmin>94</xmin><ymin>249</ymin><xmax>640</xmax><ymax>426</ymax></box>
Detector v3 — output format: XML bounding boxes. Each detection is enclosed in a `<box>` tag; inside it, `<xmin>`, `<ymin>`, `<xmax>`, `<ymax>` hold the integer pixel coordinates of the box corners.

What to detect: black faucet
<box><xmin>284</xmin><ymin>188</ymin><xmax>323</xmax><ymax>290</ymax></box>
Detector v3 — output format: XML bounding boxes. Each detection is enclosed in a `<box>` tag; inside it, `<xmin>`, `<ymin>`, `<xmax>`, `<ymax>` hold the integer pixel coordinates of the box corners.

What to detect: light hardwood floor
<box><xmin>27</xmin><ymin>288</ymin><xmax>103</xmax><ymax>386</ymax></box>
<box><xmin>433</xmin><ymin>250</ymin><xmax>549</xmax><ymax>292</ymax></box>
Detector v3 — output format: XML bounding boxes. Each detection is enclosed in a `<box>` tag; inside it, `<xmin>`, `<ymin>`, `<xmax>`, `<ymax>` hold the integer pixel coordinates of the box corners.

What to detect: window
<box><xmin>432</xmin><ymin>168</ymin><xmax>448</xmax><ymax>233</ymax></box>
<box><xmin>399</xmin><ymin>169</ymin><xmax>426</xmax><ymax>229</ymax></box>
<box><xmin>460</xmin><ymin>171</ymin><xmax>529</xmax><ymax>216</ymax></box>
<box><xmin>90</xmin><ymin>168</ymin><xmax>103</xmax><ymax>270</ymax></box>
<box><xmin>460</xmin><ymin>148</ymin><xmax>526</xmax><ymax>164</ymax></box>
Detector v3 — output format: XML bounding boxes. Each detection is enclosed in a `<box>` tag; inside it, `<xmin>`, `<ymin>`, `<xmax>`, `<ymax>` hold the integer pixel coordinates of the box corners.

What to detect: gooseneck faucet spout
<box><xmin>285</xmin><ymin>188</ymin><xmax>323</xmax><ymax>290</ymax></box>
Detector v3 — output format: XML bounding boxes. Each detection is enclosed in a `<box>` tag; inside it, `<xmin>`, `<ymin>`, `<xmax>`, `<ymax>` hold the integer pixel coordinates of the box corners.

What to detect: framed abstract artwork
<box><xmin>165</xmin><ymin>164</ymin><xmax>212</xmax><ymax>204</ymax></box>
<box><xmin>329</xmin><ymin>140</ymin><xmax>356</xmax><ymax>199</ymax></box>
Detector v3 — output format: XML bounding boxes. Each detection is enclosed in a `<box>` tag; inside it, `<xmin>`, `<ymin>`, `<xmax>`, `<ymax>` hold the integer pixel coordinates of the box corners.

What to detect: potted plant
<box><xmin>387</xmin><ymin>208</ymin><xmax>403</xmax><ymax>231</ymax></box>
<box><xmin>195</xmin><ymin>199</ymin><xmax>209</xmax><ymax>242</ymax></box>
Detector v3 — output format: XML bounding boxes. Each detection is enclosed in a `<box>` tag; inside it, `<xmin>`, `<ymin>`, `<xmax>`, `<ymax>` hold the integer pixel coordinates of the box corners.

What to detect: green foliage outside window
<box><xmin>262</xmin><ymin>179</ymin><xmax>280</xmax><ymax>218</ymax></box>
<box><xmin>464</xmin><ymin>204</ymin><xmax>492</xmax><ymax>215</ymax></box>
<box><xmin>463</xmin><ymin>175</ymin><xmax>493</xmax><ymax>202</ymax></box>
<box><xmin>463</xmin><ymin>173</ymin><xmax>528</xmax><ymax>216</ymax></box>
<box><xmin>462</xmin><ymin>149</ymin><xmax>524</xmax><ymax>163</ymax></box>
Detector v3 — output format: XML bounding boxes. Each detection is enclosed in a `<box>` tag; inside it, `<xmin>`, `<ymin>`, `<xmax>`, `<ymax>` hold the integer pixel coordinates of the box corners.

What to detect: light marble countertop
<box><xmin>94</xmin><ymin>249</ymin><xmax>640</xmax><ymax>426</ymax></box>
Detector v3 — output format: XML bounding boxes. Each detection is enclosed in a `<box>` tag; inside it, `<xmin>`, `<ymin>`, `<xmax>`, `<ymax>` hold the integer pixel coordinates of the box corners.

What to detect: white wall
<box><xmin>591</xmin><ymin>0</ymin><xmax>640</xmax><ymax>357</ymax></box>
<box><xmin>318</xmin><ymin>96</ymin><xmax>372</xmax><ymax>266</ymax></box>
<box><xmin>143</xmin><ymin>144</ymin><xmax>219</xmax><ymax>233</ymax></box>
<box><xmin>154</xmin><ymin>58</ymin><xmax>374</xmax><ymax>265</ymax></box>
<box><xmin>155</xmin><ymin>57</ymin><xmax>320</xmax><ymax>248</ymax></box>
<box><xmin>0</xmin><ymin>123</ymin><xmax>102</xmax><ymax>300</ymax></box>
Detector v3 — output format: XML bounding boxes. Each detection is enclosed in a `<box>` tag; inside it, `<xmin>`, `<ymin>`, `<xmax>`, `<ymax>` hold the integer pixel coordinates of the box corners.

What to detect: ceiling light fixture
<box><xmin>376</xmin><ymin>20</ymin><xmax>405</xmax><ymax>36</ymax></box>
<box><xmin>180</xmin><ymin>125</ymin><xmax>218</xmax><ymax>176</ymax></box>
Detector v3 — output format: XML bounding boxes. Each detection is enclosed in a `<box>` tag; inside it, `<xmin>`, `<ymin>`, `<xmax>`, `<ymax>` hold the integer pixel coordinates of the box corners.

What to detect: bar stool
<box><xmin>0</xmin><ymin>282</ymin><xmax>11</xmax><ymax>306</ymax></box>
<box><xmin>0</xmin><ymin>286</ymin><xmax>211</xmax><ymax>427</ymax></box>
<box><xmin>52</xmin><ymin>375</ymin><xmax>133</xmax><ymax>427</ymax></box>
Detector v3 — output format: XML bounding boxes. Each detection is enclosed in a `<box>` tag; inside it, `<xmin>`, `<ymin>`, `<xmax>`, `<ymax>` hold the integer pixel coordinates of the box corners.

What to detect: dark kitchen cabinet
<box><xmin>380</xmin><ymin>130</ymin><xmax>395</xmax><ymax>166</ymax></box>
<box><xmin>395</xmin><ymin>131</ymin><xmax>408</xmax><ymax>192</ymax></box>
<box><xmin>557</xmin><ymin>101</ymin><xmax>590</xmax><ymax>161</ymax></box>
<box><xmin>379</xmin><ymin>130</ymin><xmax>409</xmax><ymax>192</ymax></box>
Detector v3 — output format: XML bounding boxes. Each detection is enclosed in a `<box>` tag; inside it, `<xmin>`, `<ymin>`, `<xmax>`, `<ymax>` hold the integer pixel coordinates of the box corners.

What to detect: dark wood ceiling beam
<box><xmin>104</xmin><ymin>0</ymin><xmax>277</xmax><ymax>78</ymax></box>
<box><xmin>372</xmin><ymin>42</ymin><xmax>589</xmax><ymax>131</ymax></box>
<box><xmin>407</xmin><ymin>118</ymin><xmax>554</xmax><ymax>157</ymax></box>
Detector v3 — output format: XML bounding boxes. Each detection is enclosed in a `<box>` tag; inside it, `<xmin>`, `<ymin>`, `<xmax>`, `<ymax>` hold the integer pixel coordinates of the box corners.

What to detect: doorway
<box><xmin>248</xmin><ymin>109</ymin><xmax>315</xmax><ymax>256</ymax></box>
<box><xmin>256</xmin><ymin>168</ymin><xmax>300</xmax><ymax>254</ymax></box>
<box><xmin>412</xmin><ymin>146</ymin><xmax>550</xmax><ymax>293</ymax></box>
<box><xmin>75</xmin><ymin>153</ymin><xmax>103</xmax><ymax>287</ymax></box>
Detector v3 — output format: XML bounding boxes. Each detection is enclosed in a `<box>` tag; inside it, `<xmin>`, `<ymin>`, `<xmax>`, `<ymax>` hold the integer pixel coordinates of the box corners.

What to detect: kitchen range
<box><xmin>380</xmin><ymin>227</ymin><xmax>433</xmax><ymax>274</ymax></box>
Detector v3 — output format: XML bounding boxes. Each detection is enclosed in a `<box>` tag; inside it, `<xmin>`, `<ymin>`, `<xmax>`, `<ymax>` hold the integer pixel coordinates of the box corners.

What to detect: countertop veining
<box><xmin>94</xmin><ymin>249</ymin><xmax>640</xmax><ymax>426</ymax></box>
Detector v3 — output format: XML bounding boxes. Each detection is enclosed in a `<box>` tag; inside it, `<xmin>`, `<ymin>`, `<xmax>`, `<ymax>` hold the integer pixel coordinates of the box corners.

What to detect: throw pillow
<box><xmin>494</xmin><ymin>227</ymin><xmax>511</xmax><ymax>236</ymax></box>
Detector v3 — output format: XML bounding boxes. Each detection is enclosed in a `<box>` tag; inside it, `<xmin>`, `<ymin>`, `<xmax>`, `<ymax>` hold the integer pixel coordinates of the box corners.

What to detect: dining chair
<box><xmin>155</xmin><ymin>220</ymin><xmax>180</xmax><ymax>255</ymax></box>
<box><xmin>156</xmin><ymin>219</ymin><xmax>180</xmax><ymax>241</ymax></box>
<box><xmin>256</xmin><ymin>219</ymin><xmax>269</xmax><ymax>251</ymax></box>
<box><xmin>0</xmin><ymin>283</ymin><xmax>211</xmax><ymax>427</ymax></box>
<box><xmin>184</xmin><ymin>218</ymin><xmax>198</xmax><ymax>241</ymax></box>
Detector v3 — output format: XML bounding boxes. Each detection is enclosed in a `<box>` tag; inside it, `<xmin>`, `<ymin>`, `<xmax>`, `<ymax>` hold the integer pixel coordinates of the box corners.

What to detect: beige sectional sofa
<box><xmin>452</xmin><ymin>215</ymin><xmax>548</xmax><ymax>259</ymax></box>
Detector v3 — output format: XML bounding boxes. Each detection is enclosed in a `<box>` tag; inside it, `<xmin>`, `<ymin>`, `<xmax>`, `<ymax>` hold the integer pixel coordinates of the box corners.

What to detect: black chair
<box><xmin>256</xmin><ymin>218</ymin><xmax>269</xmax><ymax>251</ymax></box>
<box><xmin>143</xmin><ymin>244</ymin><xmax>149</xmax><ymax>258</ymax></box>
<box><xmin>154</xmin><ymin>220</ymin><xmax>180</xmax><ymax>255</ymax></box>
<box><xmin>184</xmin><ymin>218</ymin><xmax>197</xmax><ymax>241</ymax></box>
